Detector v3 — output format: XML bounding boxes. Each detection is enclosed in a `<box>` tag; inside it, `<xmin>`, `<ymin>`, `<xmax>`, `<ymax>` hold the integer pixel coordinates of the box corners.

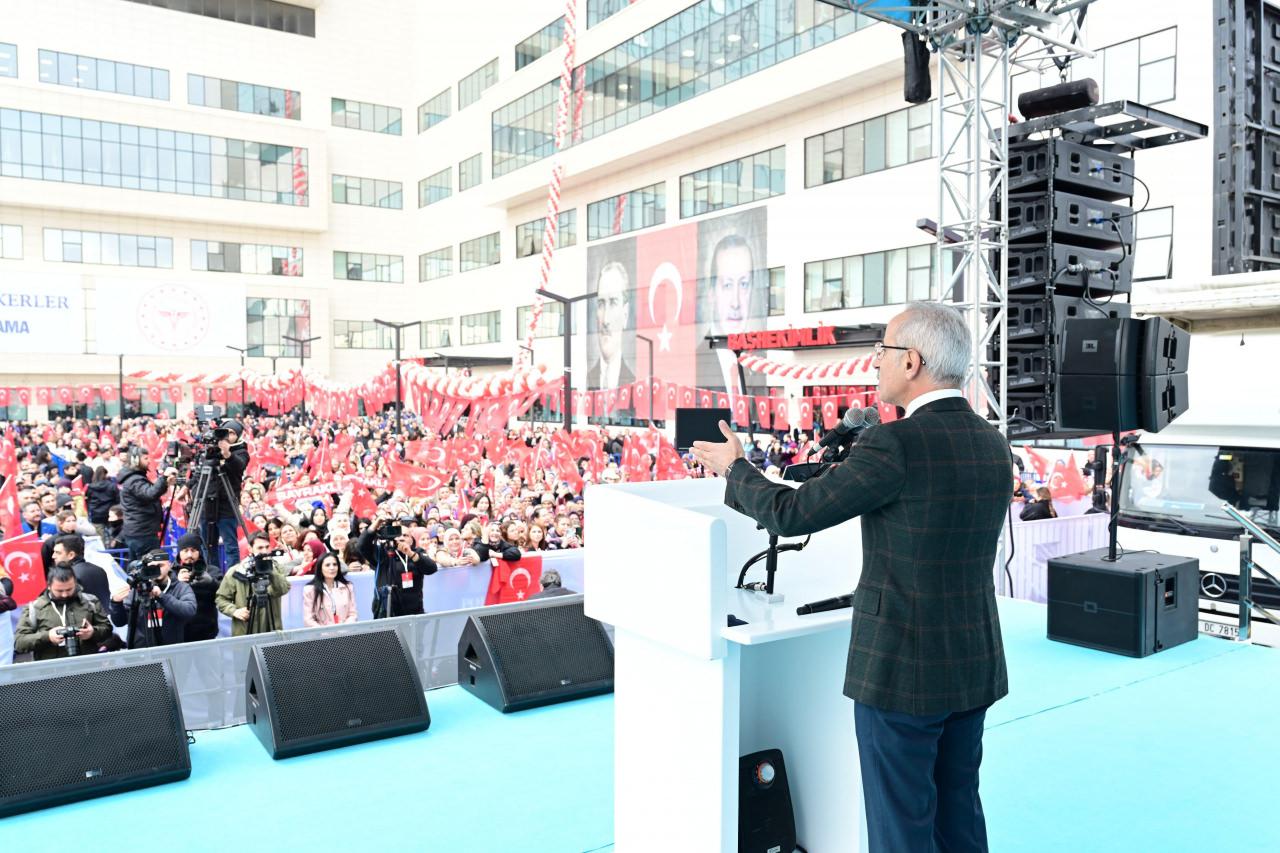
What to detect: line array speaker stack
<box><xmin>0</xmin><ymin>661</ymin><xmax>191</xmax><ymax>817</ymax></box>
<box><xmin>999</xmin><ymin>136</ymin><xmax>1136</xmax><ymax>437</ymax></box>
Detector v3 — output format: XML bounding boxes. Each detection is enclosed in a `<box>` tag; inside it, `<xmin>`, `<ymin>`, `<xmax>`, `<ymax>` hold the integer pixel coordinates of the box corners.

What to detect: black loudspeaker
<box><xmin>1059</xmin><ymin>317</ymin><xmax>1145</xmax><ymax>376</ymax></box>
<box><xmin>1017</xmin><ymin>78</ymin><xmax>1100</xmax><ymax>119</ymax></box>
<box><xmin>458</xmin><ymin>599</ymin><xmax>613</xmax><ymax>713</ymax></box>
<box><xmin>1047</xmin><ymin>548</ymin><xmax>1199</xmax><ymax>657</ymax></box>
<box><xmin>0</xmin><ymin>661</ymin><xmax>190</xmax><ymax>817</ymax></box>
<box><xmin>1142</xmin><ymin>317</ymin><xmax>1191</xmax><ymax>374</ymax></box>
<box><xmin>1142</xmin><ymin>372</ymin><xmax>1189</xmax><ymax>432</ymax></box>
<box><xmin>246</xmin><ymin>630</ymin><xmax>429</xmax><ymax>759</ymax></box>
<box><xmin>739</xmin><ymin>749</ymin><xmax>796</xmax><ymax>853</ymax></box>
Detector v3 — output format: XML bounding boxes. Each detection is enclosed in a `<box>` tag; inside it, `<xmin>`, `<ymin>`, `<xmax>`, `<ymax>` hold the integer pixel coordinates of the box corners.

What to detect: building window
<box><xmin>39</xmin><ymin>49</ymin><xmax>169</xmax><ymax>100</ymax></box>
<box><xmin>331</xmin><ymin>174</ymin><xmax>402</xmax><ymax>209</ymax></box>
<box><xmin>419</xmin><ymin>167</ymin><xmax>452</xmax><ymax>207</ymax></box>
<box><xmin>333</xmin><ymin>251</ymin><xmax>404</xmax><ymax>283</ymax></box>
<box><xmin>494</xmin><ymin>0</ymin><xmax>875</xmax><ymax>177</ymax></box>
<box><xmin>804</xmin><ymin>103</ymin><xmax>931</xmax><ymax>188</ymax></box>
<box><xmin>0</xmin><ymin>224</ymin><xmax>21</xmax><ymax>259</ymax></box>
<box><xmin>587</xmin><ymin>0</ymin><xmax>631</xmax><ymax>27</ymax></box>
<box><xmin>418</xmin><ymin>88</ymin><xmax>451</xmax><ymax>132</ymax></box>
<box><xmin>246</xmin><ymin>297</ymin><xmax>312</xmax><ymax>357</ymax></box>
<box><xmin>459</xmin><ymin>58</ymin><xmax>498</xmax><ymax>110</ymax></box>
<box><xmin>0</xmin><ymin>108</ymin><xmax>310</xmax><ymax>205</ymax></box>
<box><xmin>1013</xmin><ymin>27</ymin><xmax>1177</xmax><ymax>109</ymax></box>
<box><xmin>460</xmin><ymin>232</ymin><xmax>501</xmax><ymax>271</ymax></box>
<box><xmin>421</xmin><ymin>317</ymin><xmax>453</xmax><ymax>348</ymax></box>
<box><xmin>0</xmin><ymin>43</ymin><xmax>16</xmax><ymax>78</ymax></box>
<box><xmin>419</xmin><ymin>246</ymin><xmax>453</xmax><ymax>281</ymax></box>
<box><xmin>333</xmin><ymin>320</ymin><xmax>395</xmax><ymax>350</ymax></box>
<box><xmin>516</xmin><ymin>302</ymin><xmax>565</xmax><ymax>338</ymax></box>
<box><xmin>44</xmin><ymin>228</ymin><xmax>172</xmax><ymax>268</ymax></box>
<box><xmin>587</xmin><ymin>182</ymin><xmax>665</xmax><ymax>241</ymax></box>
<box><xmin>517</xmin><ymin>17</ymin><xmax>565</xmax><ymax>70</ymax></box>
<box><xmin>516</xmin><ymin>210</ymin><xmax>576</xmax><ymax>258</ymax></box>
<box><xmin>1133</xmin><ymin>206</ymin><xmax>1174</xmax><ymax>281</ymax></box>
<box><xmin>681</xmin><ymin>146</ymin><xmax>785</xmax><ymax>218</ymax></box>
<box><xmin>188</xmin><ymin>74</ymin><xmax>300</xmax><ymax>119</ymax></box>
<box><xmin>768</xmin><ymin>267</ymin><xmax>785</xmax><ymax>316</ymax></box>
<box><xmin>459</xmin><ymin>153</ymin><xmax>483</xmax><ymax>191</ymax></box>
<box><xmin>461</xmin><ymin>309</ymin><xmax>501</xmax><ymax>344</ymax></box>
<box><xmin>120</xmin><ymin>0</ymin><xmax>315</xmax><ymax>37</ymax></box>
<box><xmin>192</xmin><ymin>240</ymin><xmax>302</xmax><ymax>276</ymax></box>
<box><xmin>804</xmin><ymin>245</ymin><xmax>934</xmax><ymax>312</ymax></box>
<box><xmin>331</xmin><ymin>98</ymin><xmax>402</xmax><ymax>134</ymax></box>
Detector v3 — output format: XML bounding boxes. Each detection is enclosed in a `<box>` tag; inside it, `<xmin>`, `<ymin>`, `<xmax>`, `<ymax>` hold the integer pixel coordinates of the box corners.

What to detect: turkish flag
<box><xmin>1</xmin><ymin>531</ymin><xmax>45</xmax><ymax>605</ymax></box>
<box><xmin>636</xmin><ymin>224</ymin><xmax>699</xmax><ymax>389</ymax></box>
<box><xmin>99</xmin><ymin>384</ymin><xmax>116</xmax><ymax>400</ymax></box>
<box><xmin>772</xmin><ymin>397</ymin><xmax>790</xmax><ymax>431</ymax></box>
<box><xmin>387</xmin><ymin>458</ymin><xmax>445</xmax><ymax>497</ymax></box>
<box><xmin>78</xmin><ymin>385</ymin><xmax>93</xmax><ymax>403</ymax></box>
<box><xmin>715</xmin><ymin>392</ymin><xmax>729</xmax><ymax>410</ymax></box>
<box><xmin>485</xmin><ymin>554</ymin><xmax>543</xmax><ymax>605</ymax></box>
<box><xmin>617</xmin><ymin>383</ymin><xmax>631</xmax><ymax>410</ymax></box>
<box><xmin>0</xmin><ymin>475</ymin><xmax>24</xmax><ymax>538</ymax></box>
<box><xmin>348</xmin><ymin>479</ymin><xmax>379</xmax><ymax>519</ymax></box>
<box><xmin>212</xmin><ymin>387</ymin><xmax>227</xmax><ymax>402</ymax></box>
<box><xmin>1023</xmin><ymin>447</ymin><xmax>1050</xmax><ymax>480</ymax></box>
<box><xmin>0</xmin><ymin>439</ymin><xmax>16</xmax><ymax>480</ymax></box>
<box><xmin>36</xmin><ymin>387</ymin><xmax>50</xmax><ymax>405</ymax></box>
<box><xmin>755</xmin><ymin>396</ymin><xmax>772</xmax><ymax>429</ymax></box>
<box><xmin>799</xmin><ymin>398</ymin><xmax>814</xmax><ymax>430</ymax></box>
<box><xmin>603</xmin><ymin>387</ymin><xmax>618</xmax><ymax>416</ymax></box>
<box><xmin>56</xmin><ymin>386</ymin><xmax>72</xmax><ymax>404</ymax></box>
<box><xmin>147</xmin><ymin>386</ymin><xmax>162</xmax><ymax>403</ymax></box>
<box><xmin>123</xmin><ymin>384</ymin><xmax>138</xmax><ymax>400</ymax></box>
<box><xmin>193</xmin><ymin>387</ymin><xmax>208</xmax><ymax>403</ymax></box>
<box><xmin>650</xmin><ymin>379</ymin><xmax>667</xmax><ymax>420</ymax></box>
<box><xmin>633</xmin><ymin>380</ymin><xmax>650</xmax><ymax>420</ymax></box>
<box><xmin>0</xmin><ymin>389</ymin><xmax>8</xmax><ymax>406</ymax></box>
<box><xmin>168</xmin><ymin>385</ymin><xmax>183</xmax><ymax>403</ymax></box>
<box><xmin>733</xmin><ymin>395</ymin><xmax>751</xmax><ymax>427</ymax></box>
<box><xmin>17</xmin><ymin>388</ymin><xmax>30</xmax><ymax>405</ymax></box>
<box><xmin>679</xmin><ymin>385</ymin><xmax>696</xmax><ymax>409</ymax></box>
<box><xmin>665</xmin><ymin>384</ymin><xmax>678</xmax><ymax>415</ymax></box>
<box><xmin>698</xmin><ymin>389</ymin><xmax>713</xmax><ymax>409</ymax></box>
<box><xmin>820</xmin><ymin>396</ymin><xmax>839</xmax><ymax>429</ymax></box>
<box><xmin>1049</xmin><ymin>453</ymin><xmax>1090</xmax><ymax>498</ymax></box>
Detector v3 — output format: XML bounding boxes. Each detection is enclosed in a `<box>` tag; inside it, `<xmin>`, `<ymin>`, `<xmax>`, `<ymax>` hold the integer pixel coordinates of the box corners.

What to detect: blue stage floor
<box><xmin>4</xmin><ymin>599</ymin><xmax>1275</xmax><ymax>852</ymax></box>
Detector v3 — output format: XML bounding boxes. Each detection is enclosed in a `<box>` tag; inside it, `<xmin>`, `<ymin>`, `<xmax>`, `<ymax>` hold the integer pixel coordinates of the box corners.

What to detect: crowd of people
<box><xmin>1</xmin><ymin>408</ymin><xmax>831</xmax><ymax>661</ymax></box>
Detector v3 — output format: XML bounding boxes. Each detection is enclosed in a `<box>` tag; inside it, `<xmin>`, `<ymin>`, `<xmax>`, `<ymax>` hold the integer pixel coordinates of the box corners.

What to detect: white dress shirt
<box><xmin>905</xmin><ymin>388</ymin><xmax>965</xmax><ymax>418</ymax></box>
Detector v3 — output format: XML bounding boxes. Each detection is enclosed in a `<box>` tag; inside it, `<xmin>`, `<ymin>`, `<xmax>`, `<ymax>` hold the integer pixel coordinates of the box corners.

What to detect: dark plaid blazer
<box><xmin>725</xmin><ymin>397</ymin><xmax>1011</xmax><ymax>715</ymax></box>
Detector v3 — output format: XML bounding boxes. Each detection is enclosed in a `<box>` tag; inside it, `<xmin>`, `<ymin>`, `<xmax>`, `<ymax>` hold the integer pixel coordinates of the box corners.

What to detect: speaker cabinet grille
<box><xmin>482</xmin><ymin>602</ymin><xmax>613</xmax><ymax>699</ymax></box>
<box><xmin>0</xmin><ymin>662</ymin><xmax>190</xmax><ymax>816</ymax></box>
<box><xmin>256</xmin><ymin>631</ymin><xmax>425</xmax><ymax>748</ymax></box>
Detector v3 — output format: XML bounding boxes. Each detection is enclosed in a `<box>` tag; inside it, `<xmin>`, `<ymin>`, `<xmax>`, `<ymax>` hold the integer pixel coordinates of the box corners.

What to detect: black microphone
<box><xmin>817</xmin><ymin>406</ymin><xmax>881</xmax><ymax>450</ymax></box>
<box><xmin>796</xmin><ymin>594</ymin><xmax>854</xmax><ymax>615</ymax></box>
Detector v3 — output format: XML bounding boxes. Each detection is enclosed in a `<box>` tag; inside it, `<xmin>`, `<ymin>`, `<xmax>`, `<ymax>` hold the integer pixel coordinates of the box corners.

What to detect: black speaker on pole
<box><xmin>0</xmin><ymin>661</ymin><xmax>190</xmax><ymax>817</ymax></box>
<box><xmin>458</xmin><ymin>599</ymin><xmax>614</xmax><ymax>713</ymax></box>
<box><xmin>246</xmin><ymin>629</ymin><xmax>429</xmax><ymax>759</ymax></box>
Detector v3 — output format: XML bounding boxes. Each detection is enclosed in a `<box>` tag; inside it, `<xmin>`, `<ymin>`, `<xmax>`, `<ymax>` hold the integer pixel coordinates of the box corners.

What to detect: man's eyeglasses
<box><xmin>874</xmin><ymin>342</ymin><xmax>926</xmax><ymax>366</ymax></box>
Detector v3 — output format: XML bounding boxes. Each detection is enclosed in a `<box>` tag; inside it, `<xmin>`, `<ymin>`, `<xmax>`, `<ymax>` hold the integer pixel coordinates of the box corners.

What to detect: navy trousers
<box><xmin>855</xmin><ymin>701</ymin><xmax>990</xmax><ymax>853</ymax></box>
<box><xmin>201</xmin><ymin>516</ymin><xmax>241</xmax><ymax>571</ymax></box>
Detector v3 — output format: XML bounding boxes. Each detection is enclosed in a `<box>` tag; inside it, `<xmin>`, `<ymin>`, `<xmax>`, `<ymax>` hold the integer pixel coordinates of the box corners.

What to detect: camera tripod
<box><xmin>125</xmin><ymin>582</ymin><xmax>165</xmax><ymax>649</ymax></box>
<box><xmin>244</xmin><ymin>571</ymin><xmax>278</xmax><ymax>634</ymax></box>
<box><xmin>182</xmin><ymin>453</ymin><xmax>252</xmax><ymax>571</ymax></box>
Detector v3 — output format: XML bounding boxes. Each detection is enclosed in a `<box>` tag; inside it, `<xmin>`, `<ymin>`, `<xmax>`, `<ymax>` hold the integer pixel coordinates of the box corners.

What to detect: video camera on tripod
<box><xmin>243</xmin><ymin>550</ymin><xmax>284</xmax><ymax>591</ymax></box>
<box><xmin>165</xmin><ymin>405</ymin><xmax>231</xmax><ymax>478</ymax></box>
<box><xmin>125</xmin><ymin>551</ymin><xmax>167</xmax><ymax>593</ymax></box>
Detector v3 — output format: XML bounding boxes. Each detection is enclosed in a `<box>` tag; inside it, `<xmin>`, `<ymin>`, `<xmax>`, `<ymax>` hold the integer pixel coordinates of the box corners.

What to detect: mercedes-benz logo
<box><xmin>1201</xmin><ymin>573</ymin><xmax>1229</xmax><ymax>599</ymax></box>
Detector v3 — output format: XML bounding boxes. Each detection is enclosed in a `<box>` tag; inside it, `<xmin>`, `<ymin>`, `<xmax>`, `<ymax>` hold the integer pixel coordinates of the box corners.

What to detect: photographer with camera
<box><xmin>13</xmin><ymin>565</ymin><xmax>113</xmax><ymax>662</ymax></box>
<box><xmin>108</xmin><ymin>549</ymin><xmax>196</xmax><ymax>649</ymax></box>
<box><xmin>118</xmin><ymin>445</ymin><xmax>178</xmax><ymax>560</ymax></box>
<box><xmin>356</xmin><ymin>515</ymin><xmax>437</xmax><ymax>619</ymax></box>
<box><xmin>174</xmin><ymin>532</ymin><xmax>223</xmax><ymax>642</ymax></box>
<box><xmin>215</xmin><ymin>531</ymin><xmax>290</xmax><ymax>636</ymax></box>
<box><xmin>190</xmin><ymin>419</ymin><xmax>250</xmax><ymax>571</ymax></box>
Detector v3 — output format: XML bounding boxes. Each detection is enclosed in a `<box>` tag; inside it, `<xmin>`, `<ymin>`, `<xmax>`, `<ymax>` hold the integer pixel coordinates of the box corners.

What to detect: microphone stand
<box><xmin>737</xmin><ymin>525</ymin><xmax>811</xmax><ymax>601</ymax></box>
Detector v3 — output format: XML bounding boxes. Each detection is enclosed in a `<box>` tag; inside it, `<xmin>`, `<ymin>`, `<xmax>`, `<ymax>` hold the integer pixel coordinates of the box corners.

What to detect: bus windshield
<box><xmin>1119</xmin><ymin>443</ymin><xmax>1280</xmax><ymax>537</ymax></box>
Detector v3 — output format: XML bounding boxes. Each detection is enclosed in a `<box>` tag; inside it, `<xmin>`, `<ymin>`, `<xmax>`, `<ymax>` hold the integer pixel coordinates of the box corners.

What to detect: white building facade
<box><xmin>0</xmin><ymin>0</ymin><xmax>1216</xmax><ymax>422</ymax></box>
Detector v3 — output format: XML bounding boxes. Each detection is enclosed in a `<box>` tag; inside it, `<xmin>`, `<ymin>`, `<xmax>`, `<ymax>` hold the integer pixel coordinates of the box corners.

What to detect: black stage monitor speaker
<box><xmin>739</xmin><ymin>749</ymin><xmax>796</xmax><ymax>853</ymax></box>
<box><xmin>246</xmin><ymin>629</ymin><xmax>429</xmax><ymax>759</ymax></box>
<box><xmin>458</xmin><ymin>598</ymin><xmax>613</xmax><ymax>713</ymax></box>
<box><xmin>1047</xmin><ymin>548</ymin><xmax>1199</xmax><ymax>657</ymax></box>
<box><xmin>0</xmin><ymin>661</ymin><xmax>190</xmax><ymax>817</ymax></box>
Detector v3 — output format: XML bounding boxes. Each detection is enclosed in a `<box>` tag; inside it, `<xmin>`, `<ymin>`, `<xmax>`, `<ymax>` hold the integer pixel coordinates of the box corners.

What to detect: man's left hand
<box><xmin>218</xmin><ymin>439</ymin><xmax>232</xmax><ymax>460</ymax></box>
<box><xmin>690</xmin><ymin>420</ymin><xmax>745</xmax><ymax>478</ymax></box>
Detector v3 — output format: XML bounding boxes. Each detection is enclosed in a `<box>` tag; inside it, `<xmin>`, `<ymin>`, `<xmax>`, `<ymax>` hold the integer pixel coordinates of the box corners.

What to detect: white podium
<box><xmin>587</xmin><ymin>478</ymin><xmax>867</xmax><ymax>852</ymax></box>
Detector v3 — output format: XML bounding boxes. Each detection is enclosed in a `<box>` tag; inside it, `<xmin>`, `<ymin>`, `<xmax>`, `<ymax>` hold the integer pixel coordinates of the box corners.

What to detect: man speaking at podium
<box><xmin>692</xmin><ymin>302</ymin><xmax>1011</xmax><ymax>853</ymax></box>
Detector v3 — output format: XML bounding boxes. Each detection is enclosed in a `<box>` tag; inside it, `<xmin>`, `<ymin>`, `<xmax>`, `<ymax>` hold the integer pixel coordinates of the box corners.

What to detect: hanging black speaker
<box><xmin>458</xmin><ymin>598</ymin><xmax>613</xmax><ymax>713</ymax></box>
<box><xmin>0</xmin><ymin>661</ymin><xmax>190</xmax><ymax>817</ymax></box>
<box><xmin>902</xmin><ymin>31</ymin><xmax>931</xmax><ymax>104</ymax></box>
<box><xmin>246</xmin><ymin>629</ymin><xmax>429</xmax><ymax>759</ymax></box>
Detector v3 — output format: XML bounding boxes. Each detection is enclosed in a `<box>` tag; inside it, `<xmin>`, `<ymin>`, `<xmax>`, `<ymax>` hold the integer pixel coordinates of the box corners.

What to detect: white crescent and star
<box><xmin>509</xmin><ymin>567</ymin><xmax>532</xmax><ymax>600</ymax></box>
<box><xmin>647</xmin><ymin>262</ymin><xmax>683</xmax><ymax>351</ymax></box>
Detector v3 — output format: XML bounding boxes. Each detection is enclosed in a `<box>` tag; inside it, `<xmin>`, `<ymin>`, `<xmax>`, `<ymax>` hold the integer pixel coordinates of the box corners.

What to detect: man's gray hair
<box><xmin>540</xmin><ymin>569</ymin><xmax>563</xmax><ymax>589</ymax></box>
<box><xmin>895</xmin><ymin>302</ymin><xmax>971</xmax><ymax>387</ymax></box>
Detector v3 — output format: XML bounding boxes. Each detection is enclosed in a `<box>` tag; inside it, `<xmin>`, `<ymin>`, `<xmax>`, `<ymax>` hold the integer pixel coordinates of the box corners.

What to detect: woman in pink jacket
<box><xmin>302</xmin><ymin>552</ymin><xmax>359</xmax><ymax>627</ymax></box>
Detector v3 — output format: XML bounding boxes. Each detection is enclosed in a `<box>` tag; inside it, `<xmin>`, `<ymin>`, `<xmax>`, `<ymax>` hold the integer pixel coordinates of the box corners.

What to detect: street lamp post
<box><xmin>536</xmin><ymin>289</ymin><xmax>593</xmax><ymax>432</ymax></box>
<box><xmin>282</xmin><ymin>334</ymin><xmax>321</xmax><ymax>414</ymax></box>
<box><xmin>519</xmin><ymin>344</ymin><xmax>538</xmax><ymax>429</ymax></box>
<box><xmin>374</xmin><ymin>319</ymin><xmax>422</xmax><ymax>436</ymax></box>
<box><xmin>635</xmin><ymin>334</ymin><xmax>656</xmax><ymax>427</ymax></box>
<box><xmin>225</xmin><ymin>345</ymin><xmax>249</xmax><ymax>415</ymax></box>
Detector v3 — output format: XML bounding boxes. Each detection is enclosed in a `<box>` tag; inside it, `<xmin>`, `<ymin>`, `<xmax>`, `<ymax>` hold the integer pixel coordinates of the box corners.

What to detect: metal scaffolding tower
<box><xmin>825</xmin><ymin>1</ymin><xmax>1100</xmax><ymax>435</ymax></box>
